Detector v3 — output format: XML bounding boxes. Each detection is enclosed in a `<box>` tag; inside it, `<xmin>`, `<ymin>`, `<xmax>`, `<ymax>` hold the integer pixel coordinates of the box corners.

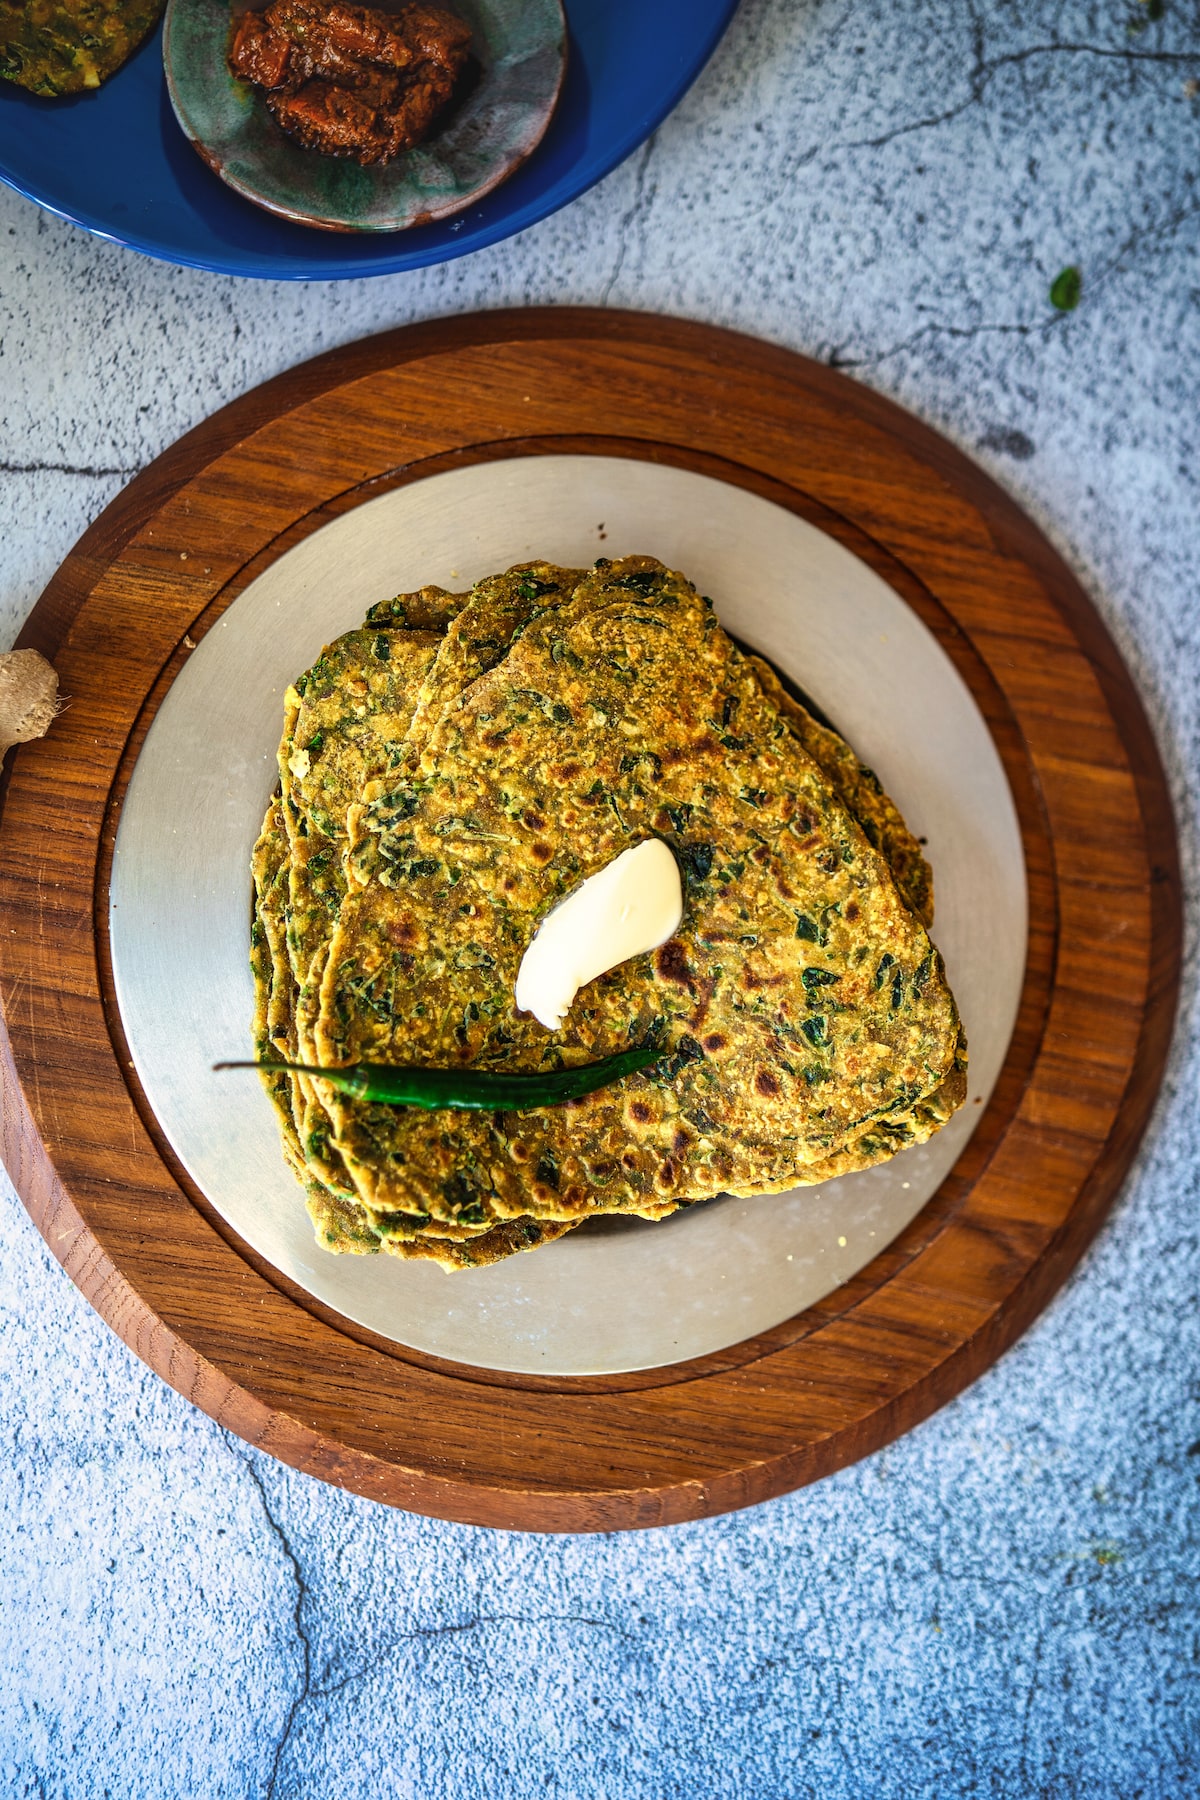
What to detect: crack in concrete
<box><xmin>0</xmin><ymin>459</ymin><xmax>138</xmax><ymax>477</ymax></box>
<box><xmin>314</xmin><ymin>1612</ymin><xmax>633</xmax><ymax>1703</ymax></box>
<box><xmin>237</xmin><ymin>1450</ymin><xmax>312</xmax><ymax>1800</ymax></box>
<box><xmin>832</xmin><ymin>314</ymin><xmax>1058</xmax><ymax>370</ymax></box>
<box><xmin>704</xmin><ymin>141</ymin><xmax>822</xmax><ymax>231</ymax></box>
<box><xmin>830</xmin><ymin>192</ymin><xmax>1200</xmax><ymax>371</ymax></box>
<box><xmin>601</xmin><ymin>134</ymin><xmax>658</xmax><ymax>306</ymax></box>
<box><xmin>1017</xmin><ymin>1620</ymin><xmax>1049</xmax><ymax>1790</ymax></box>
<box><xmin>684</xmin><ymin>23</ymin><xmax>1193</xmax><ymax>235</ymax></box>
<box><xmin>807</xmin><ymin>1578</ymin><xmax>856</xmax><ymax>1778</ymax></box>
<box><xmin>1095</xmin><ymin>194</ymin><xmax>1200</xmax><ymax>287</ymax></box>
<box><xmin>227</xmin><ymin>1446</ymin><xmax>630</xmax><ymax>1787</ymax></box>
<box><xmin>847</xmin><ymin>38</ymin><xmax>1198</xmax><ymax>152</ymax></box>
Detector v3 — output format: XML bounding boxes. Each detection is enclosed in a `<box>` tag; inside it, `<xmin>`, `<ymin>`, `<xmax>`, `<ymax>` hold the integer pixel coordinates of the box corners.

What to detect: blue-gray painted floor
<box><xmin>2</xmin><ymin>2</ymin><xmax>1198</xmax><ymax>1794</ymax></box>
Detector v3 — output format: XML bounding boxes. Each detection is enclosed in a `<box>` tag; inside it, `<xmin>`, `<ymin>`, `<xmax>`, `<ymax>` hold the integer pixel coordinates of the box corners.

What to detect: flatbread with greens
<box><xmin>313</xmin><ymin>557</ymin><xmax>966</xmax><ymax>1230</ymax></box>
<box><xmin>1</xmin><ymin>0</ymin><xmax>163</xmax><ymax>95</ymax></box>
<box><xmin>252</xmin><ymin>588</ymin><xmax>577</xmax><ymax>1267</ymax></box>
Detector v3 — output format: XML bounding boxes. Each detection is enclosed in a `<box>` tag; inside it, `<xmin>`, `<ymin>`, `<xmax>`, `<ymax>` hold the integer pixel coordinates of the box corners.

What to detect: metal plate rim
<box><xmin>108</xmin><ymin>452</ymin><xmax>1027</xmax><ymax>1375</ymax></box>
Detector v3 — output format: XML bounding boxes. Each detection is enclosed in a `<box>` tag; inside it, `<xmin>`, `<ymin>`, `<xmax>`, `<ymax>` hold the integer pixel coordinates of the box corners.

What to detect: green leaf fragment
<box><xmin>1050</xmin><ymin>266</ymin><xmax>1082</xmax><ymax>311</ymax></box>
<box><xmin>802</xmin><ymin>967</ymin><xmax>840</xmax><ymax>992</ymax></box>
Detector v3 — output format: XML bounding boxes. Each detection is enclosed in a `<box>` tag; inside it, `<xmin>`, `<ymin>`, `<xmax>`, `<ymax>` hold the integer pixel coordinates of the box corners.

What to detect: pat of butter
<box><xmin>514</xmin><ymin>839</ymin><xmax>684</xmax><ymax>1032</ymax></box>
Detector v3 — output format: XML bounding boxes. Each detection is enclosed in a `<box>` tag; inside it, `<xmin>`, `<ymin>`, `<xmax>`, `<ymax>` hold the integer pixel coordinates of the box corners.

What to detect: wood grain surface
<box><xmin>0</xmin><ymin>310</ymin><xmax>1180</xmax><ymax>1531</ymax></box>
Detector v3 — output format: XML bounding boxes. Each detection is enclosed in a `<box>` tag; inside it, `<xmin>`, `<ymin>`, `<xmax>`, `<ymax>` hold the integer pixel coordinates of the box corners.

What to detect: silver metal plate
<box><xmin>109</xmin><ymin>455</ymin><xmax>1026</xmax><ymax>1376</ymax></box>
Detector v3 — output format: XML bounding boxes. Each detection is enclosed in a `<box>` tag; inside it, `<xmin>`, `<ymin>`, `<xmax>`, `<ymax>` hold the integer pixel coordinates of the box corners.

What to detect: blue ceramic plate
<box><xmin>164</xmin><ymin>0</ymin><xmax>567</xmax><ymax>234</ymax></box>
<box><xmin>0</xmin><ymin>0</ymin><xmax>739</xmax><ymax>278</ymax></box>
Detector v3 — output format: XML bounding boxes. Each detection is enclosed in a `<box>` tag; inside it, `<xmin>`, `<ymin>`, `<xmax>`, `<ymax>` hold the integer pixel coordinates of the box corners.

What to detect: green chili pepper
<box><xmin>214</xmin><ymin>1042</ymin><xmax>664</xmax><ymax>1111</ymax></box>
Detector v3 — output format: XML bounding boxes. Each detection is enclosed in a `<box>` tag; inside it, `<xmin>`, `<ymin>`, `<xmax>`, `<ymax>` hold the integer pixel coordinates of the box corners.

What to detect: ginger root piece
<box><xmin>0</xmin><ymin>650</ymin><xmax>61</xmax><ymax>761</ymax></box>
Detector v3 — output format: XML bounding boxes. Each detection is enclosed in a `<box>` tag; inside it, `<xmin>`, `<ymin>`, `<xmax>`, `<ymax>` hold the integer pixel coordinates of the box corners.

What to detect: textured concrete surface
<box><xmin>2</xmin><ymin>1</ymin><xmax>1199</xmax><ymax>1793</ymax></box>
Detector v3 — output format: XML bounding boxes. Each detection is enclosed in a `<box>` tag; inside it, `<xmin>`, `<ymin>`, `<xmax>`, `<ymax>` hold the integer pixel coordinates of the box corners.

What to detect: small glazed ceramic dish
<box><xmin>162</xmin><ymin>0</ymin><xmax>566</xmax><ymax>232</ymax></box>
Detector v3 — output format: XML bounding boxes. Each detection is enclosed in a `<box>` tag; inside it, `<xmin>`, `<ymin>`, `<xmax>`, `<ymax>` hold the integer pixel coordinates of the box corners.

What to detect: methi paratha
<box><xmin>252</xmin><ymin>589</ymin><xmax>579</xmax><ymax>1267</ymax></box>
<box><xmin>281</xmin><ymin>625</ymin><xmax>444</xmax><ymax>975</ymax></box>
<box><xmin>1</xmin><ymin>0</ymin><xmax>164</xmax><ymax>97</ymax></box>
<box><xmin>747</xmin><ymin>653</ymin><xmax>934</xmax><ymax>930</ymax></box>
<box><xmin>345</xmin><ymin>563</ymin><xmax>588</xmax><ymax>892</ymax></box>
<box><xmin>255</xmin><ymin>816</ymin><xmax>575</xmax><ymax>1267</ymax></box>
<box><xmin>391</xmin><ymin>563</ymin><xmax>587</xmax><ymax>774</ymax></box>
<box><xmin>250</xmin><ymin>799</ymin><xmax>305</xmax><ymax>1170</ymax></box>
<box><xmin>280</xmin><ymin>623</ymin><xmax>446</xmax><ymax>1200</ymax></box>
<box><xmin>312</xmin><ymin>557</ymin><xmax>966</xmax><ymax>1232</ymax></box>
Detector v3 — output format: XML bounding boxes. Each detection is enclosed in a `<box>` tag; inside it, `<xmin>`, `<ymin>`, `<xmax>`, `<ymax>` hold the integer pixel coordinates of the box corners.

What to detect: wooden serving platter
<box><xmin>0</xmin><ymin>311</ymin><xmax>1179</xmax><ymax>1531</ymax></box>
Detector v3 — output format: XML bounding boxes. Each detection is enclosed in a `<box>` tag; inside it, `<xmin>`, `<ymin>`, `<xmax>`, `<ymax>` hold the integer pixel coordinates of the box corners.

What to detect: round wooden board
<box><xmin>0</xmin><ymin>311</ymin><xmax>1180</xmax><ymax>1532</ymax></box>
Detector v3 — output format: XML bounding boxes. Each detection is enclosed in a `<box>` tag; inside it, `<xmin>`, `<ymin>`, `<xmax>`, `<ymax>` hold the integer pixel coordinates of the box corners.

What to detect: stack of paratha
<box><xmin>251</xmin><ymin>556</ymin><xmax>966</xmax><ymax>1270</ymax></box>
<box><xmin>1</xmin><ymin>0</ymin><xmax>165</xmax><ymax>96</ymax></box>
